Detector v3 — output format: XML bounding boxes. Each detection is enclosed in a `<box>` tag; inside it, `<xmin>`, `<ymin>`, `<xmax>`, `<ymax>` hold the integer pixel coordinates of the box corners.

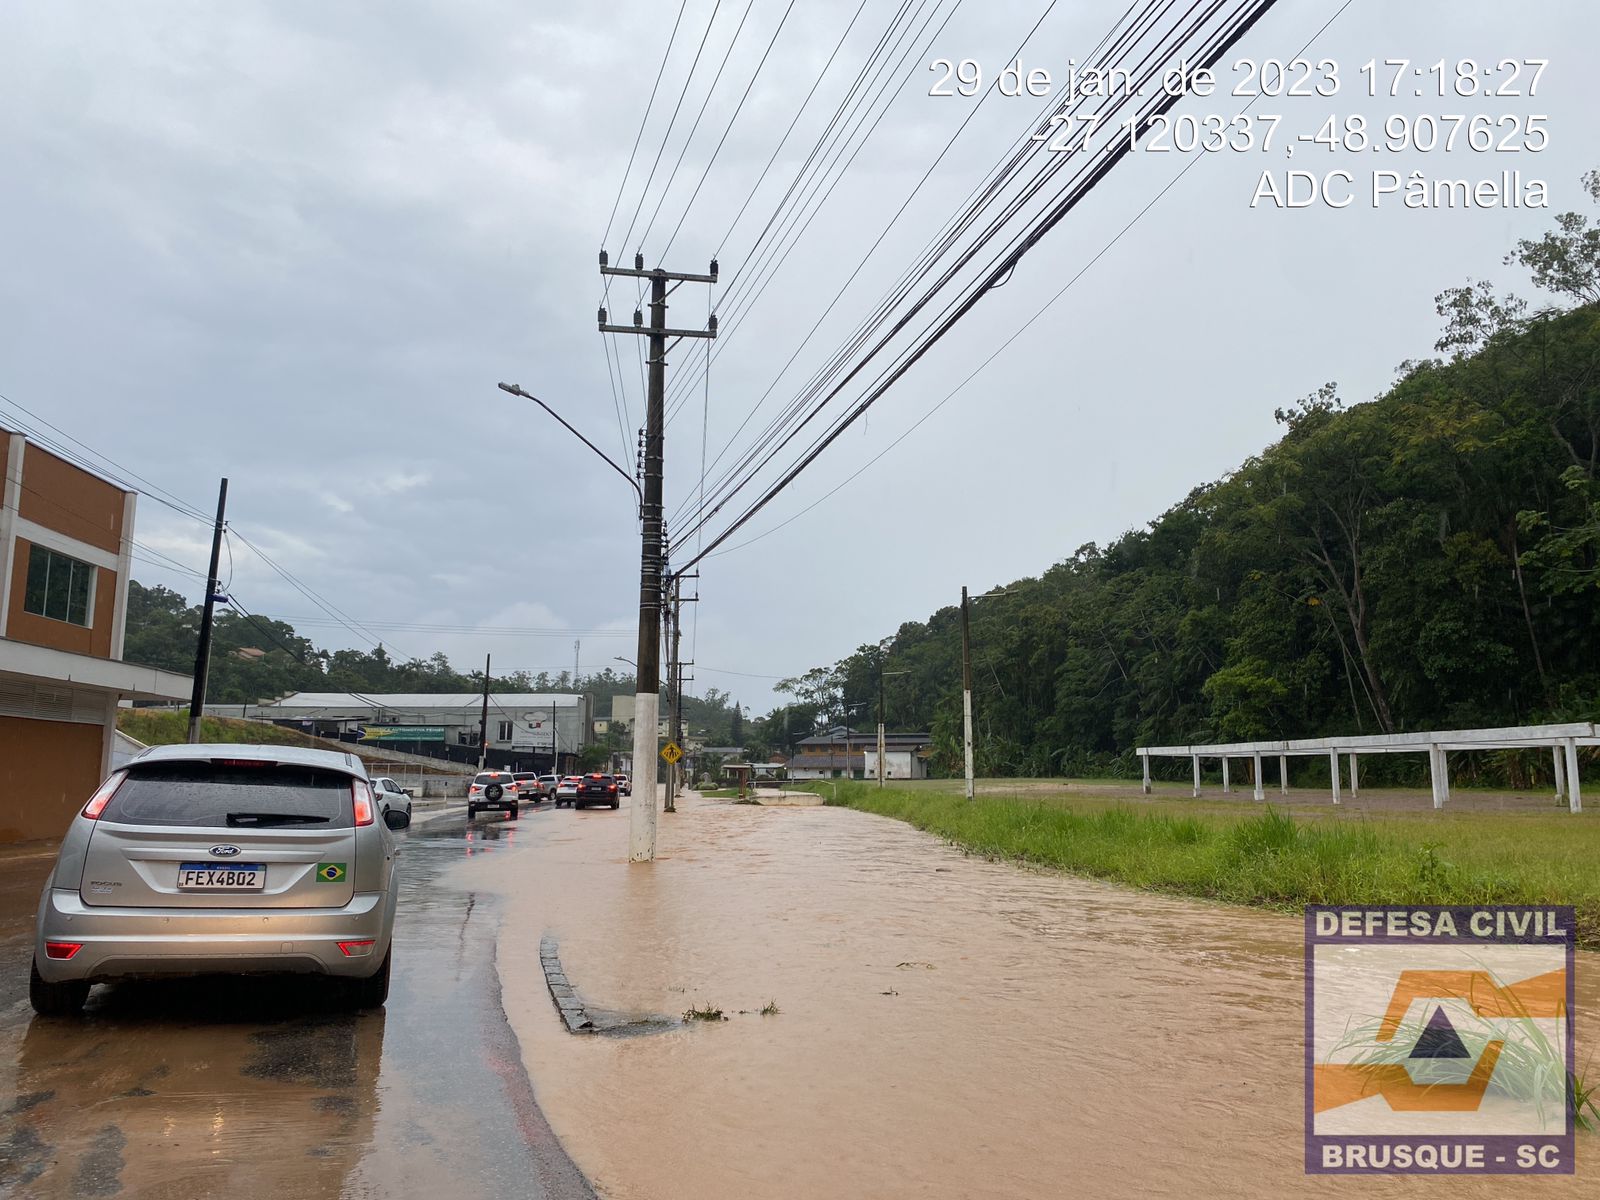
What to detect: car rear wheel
<box><xmin>508</xmin><ymin>806</ymin><xmax>519</xmax><ymax>821</ymax></box>
<box><xmin>346</xmin><ymin>950</ymin><xmax>391</xmax><ymax>1010</ymax></box>
<box><xmin>466</xmin><ymin>805</ymin><xmax>477</xmax><ymax>819</ymax></box>
<box><xmin>610</xmin><ymin>799</ymin><xmax>620</xmax><ymax>809</ymax></box>
<box><xmin>29</xmin><ymin>958</ymin><xmax>89</xmax><ymax>1017</ymax></box>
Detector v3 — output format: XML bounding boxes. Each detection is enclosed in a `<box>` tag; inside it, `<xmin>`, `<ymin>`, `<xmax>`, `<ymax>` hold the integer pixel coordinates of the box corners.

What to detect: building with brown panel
<box><xmin>0</xmin><ymin>424</ymin><xmax>191</xmax><ymax>842</ymax></box>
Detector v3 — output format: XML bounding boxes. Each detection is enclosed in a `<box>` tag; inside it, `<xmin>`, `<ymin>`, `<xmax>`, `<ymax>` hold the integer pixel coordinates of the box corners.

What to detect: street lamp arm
<box><xmin>497</xmin><ymin>382</ymin><xmax>643</xmax><ymax>506</ymax></box>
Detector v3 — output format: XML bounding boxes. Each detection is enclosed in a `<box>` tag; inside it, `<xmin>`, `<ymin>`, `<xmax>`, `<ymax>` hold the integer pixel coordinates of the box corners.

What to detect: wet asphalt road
<box><xmin>0</xmin><ymin>804</ymin><xmax>594</xmax><ymax>1200</ymax></box>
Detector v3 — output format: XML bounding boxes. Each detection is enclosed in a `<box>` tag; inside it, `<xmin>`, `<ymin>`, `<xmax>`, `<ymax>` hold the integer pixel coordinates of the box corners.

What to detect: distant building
<box><xmin>608</xmin><ymin>693</ymin><xmax>669</xmax><ymax>738</ymax></box>
<box><xmin>239</xmin><ymin>691</ymin><xmax>593</xmax><ymax>773</ymax></box>
<box><xmin>787</xmin><ymin>727</ymin><xmax>932</xmax><ymax>780</ymax></box>
<box><xmin>0</xmin><ymin>424</ymin><xmax>191</xmax><ymax>842</ymax></box>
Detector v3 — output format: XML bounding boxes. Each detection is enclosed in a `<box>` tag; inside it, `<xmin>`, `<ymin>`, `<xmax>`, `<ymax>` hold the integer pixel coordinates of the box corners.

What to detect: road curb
<box><xmin>540</xmin><ymin>936</ymin><xmax>596</xmax><ymax>1034</ymax></box>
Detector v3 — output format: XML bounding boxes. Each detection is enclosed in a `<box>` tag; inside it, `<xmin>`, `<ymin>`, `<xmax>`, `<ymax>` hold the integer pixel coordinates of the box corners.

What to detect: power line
<box><xmin>674</xmin><ymin>0</ymin><xmax>1175</xmax><ymax>536</ymax></box>
<box><xmin>638</xmin><ymin>0</ymin><xmax>762</xmax><ymax>254</ymax></box>
<box><xmin>617</xmin><ymin>0</ymin><xmax>726</xmax><ymax>256</ymax></box>
<box><xmin>0</xmin><ymin>391</ymin><xmax>214</xmax><ymax>526</ymax></box>
<box><xmin>679</xmin><ymin>0</ymin><xmax>1279</xmax><ymax>567</ymax></box>
<box><xmin>601</xmin><ymin>0</ymin><xmax>692</xmax><ymax>249</ymax></box>
<box><xmin>660</xmin><ymin>0</ymin><xmax>799</xmax><ymax>259</ymax></box>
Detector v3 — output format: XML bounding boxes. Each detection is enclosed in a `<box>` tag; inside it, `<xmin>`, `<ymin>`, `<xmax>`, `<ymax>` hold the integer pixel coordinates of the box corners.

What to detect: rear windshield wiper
<box><xmin>226</xmin><ymin>812</ymin><xmax>332</xmax><ymax>826</ymax></box>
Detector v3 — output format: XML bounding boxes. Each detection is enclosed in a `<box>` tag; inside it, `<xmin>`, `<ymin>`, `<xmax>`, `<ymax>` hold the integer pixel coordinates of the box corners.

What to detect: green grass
<box><xmin>683</xmin><ymin>1002</ymin><xmax>726</xmax><ymax>1022</ymax></box>
<box><xmin>118</xmin><ymin>709</ymin><xmax>325</xmax><ymax>748</ymax></box>
<box><xmin>698</xmin><ymin>787</ymin><xmax>744</xmax><ymax>799</ymax></box>
<box><xmin>802</xmin><ymin>780</ymin><xmax>1600</xmax><ymax>949</ymax></box>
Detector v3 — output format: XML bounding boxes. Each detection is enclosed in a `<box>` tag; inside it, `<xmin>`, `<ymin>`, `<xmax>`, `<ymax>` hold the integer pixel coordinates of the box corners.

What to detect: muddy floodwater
<box><xmin>479</xmin><ymin>793</ymin><xmax>1599</xmax><ymax>1200</ymax></box>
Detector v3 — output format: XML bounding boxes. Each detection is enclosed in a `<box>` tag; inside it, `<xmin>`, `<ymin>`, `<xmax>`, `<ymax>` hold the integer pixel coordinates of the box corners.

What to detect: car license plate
<box><xmin>177</xmin><ymin>863</ymin><xmax>266</xmax><ymax>891</ymax></box>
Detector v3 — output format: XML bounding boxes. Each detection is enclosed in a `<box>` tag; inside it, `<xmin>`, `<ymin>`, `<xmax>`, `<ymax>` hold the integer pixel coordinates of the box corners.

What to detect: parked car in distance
<box><xmin>615</xmin><ymin>773</ymin><xmax>631</xmax><ymax>796</ymax></box>
<box><xmin>536</xmin><ymin>774</ymin><xmax>559</xmax><ymax>799</ymax></box>
<box><xmin>576</xmin><ymin>773</ymin><xmax>620</xmax><ymax>809</ymax></box>
<box><xmin>371</xmin><ymin>777</ymin><xmax>413</xmax><ymax>820</ymax></box>
<box><xmin>552</xmin><ymin>775</ymin><xmax>582</xmax><ymax>807</ymax></box>
<box><xmin>467</xmin><ymin>771</ymin><xmax>518</xmax><ymax>821</ymax></box>
<box><xmin>511</xmin><ymin>772</ymin><xmax>543</xmax><ymax>804</ymax></box>
<box><xmin>30</xmin><ymin>744</ymin><xmax>404</xmax><ymax>1016</ymax></box>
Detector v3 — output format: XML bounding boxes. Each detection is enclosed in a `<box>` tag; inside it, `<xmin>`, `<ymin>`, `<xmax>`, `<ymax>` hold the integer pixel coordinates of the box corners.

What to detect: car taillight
<box><xmin>352</xmin><ymin>780</ymin><xmax>375</xmax><ymax>826</ymax></box>
<box><xmin>45</xmin><ymin>941</ymin><xmax>82</xmax><ymax>960</ymax></box>
<box><xmin>337</xmin><ymin>939</ymin><xmax>375</xmax><ymax>957</ymax></box>
<box><xmin>82</xmin><ymin>772</ymin><xmax>125</xmax><ymax>820</ymax></box>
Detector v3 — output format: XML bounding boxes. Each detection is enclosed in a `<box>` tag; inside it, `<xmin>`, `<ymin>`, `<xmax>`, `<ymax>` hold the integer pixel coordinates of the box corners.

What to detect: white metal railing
<box><xmin>1137</xmin><ymin>722</ymin><xmax>1593</xmax><ymax>813</ymax></box>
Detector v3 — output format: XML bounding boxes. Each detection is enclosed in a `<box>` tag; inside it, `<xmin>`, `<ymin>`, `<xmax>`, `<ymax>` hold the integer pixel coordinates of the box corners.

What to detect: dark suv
<box><xmin>576</xmin><ymin>773</ymin><xmax>620</xmax><ymax>809</ymax></box>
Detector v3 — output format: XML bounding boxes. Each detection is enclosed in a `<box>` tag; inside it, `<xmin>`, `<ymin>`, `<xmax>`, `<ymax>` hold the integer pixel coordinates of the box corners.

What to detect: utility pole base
<box><xmin>629</xmin><ymin>692</ymin><xmax>660</xmax><ymax>861</ymax></box>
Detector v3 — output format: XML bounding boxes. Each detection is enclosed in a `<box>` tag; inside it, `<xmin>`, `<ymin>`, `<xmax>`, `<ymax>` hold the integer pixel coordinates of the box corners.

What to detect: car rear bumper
<box><xmin>34</xmin><ymin>887</ymin><xmax>394</xmax><ymax>983</ymax></box>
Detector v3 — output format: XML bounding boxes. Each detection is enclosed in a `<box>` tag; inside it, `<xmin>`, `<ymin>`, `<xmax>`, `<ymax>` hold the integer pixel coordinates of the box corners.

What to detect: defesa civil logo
<box><xmin>1306</xmin><ymin>905</ymin><xmax>1574</xmax><ymax>1175</ymax></box>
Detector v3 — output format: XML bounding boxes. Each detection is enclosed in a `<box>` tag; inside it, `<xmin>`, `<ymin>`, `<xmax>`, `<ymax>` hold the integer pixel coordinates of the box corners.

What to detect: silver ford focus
<box><xmin>30</xmin><ymin>743</ymin><xmax>407</xmax><ymax>1016</ymax></box>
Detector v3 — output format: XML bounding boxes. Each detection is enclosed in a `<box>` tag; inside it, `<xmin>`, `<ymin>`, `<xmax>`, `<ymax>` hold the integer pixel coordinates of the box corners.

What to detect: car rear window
<box><xmin>474</xmin><ymin>773</ymin><xmax>507</xmax><ymax>785</ymax></box>
<box><xmin>513</xmin><ymin>773</ymin><xmax>537</xmax><ymax>782</ymax></box>
<box><xmin>103</xmin><ymin>762</ymin><xmax>355</xmax><ymax>829</ymax></box>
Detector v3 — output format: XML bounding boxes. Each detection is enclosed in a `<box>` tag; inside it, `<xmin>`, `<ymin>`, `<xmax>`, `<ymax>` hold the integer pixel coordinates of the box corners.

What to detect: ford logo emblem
<box><xmin>209</xmin><ymin>844</ymin><xmax>242</xmax><ymax>858</ymax></box>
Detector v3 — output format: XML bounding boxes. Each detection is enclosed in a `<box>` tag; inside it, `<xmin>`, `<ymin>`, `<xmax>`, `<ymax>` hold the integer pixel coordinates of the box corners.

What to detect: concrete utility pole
<box><xmin>600</xmin><ymin>251</ymin><xmax>717</xmax><ymax>862</ymax></box>
<box><xmin>960</xmin><ymin>586</ymin><xmax>1012</xmax><ymax>801</ymax></box>
<box><xmin>960</xmin><ymin>586</ymin><xmax>974</xmax><ymax>801</ymax></box>
<box><xmin>665</xmin><ymin>573</ymin><xmax>696</xmax><ymax>812</ymax></box>
<box><xmin>186</xmin><ymin>478</ymin><xmax>229</xmax><ymax>744</ymax></box>
<box><xmin>477</xmin><ymin>653</ymin><xmax>491</xmax><ymax>772</ymax></box>
<box><xmin>877</xmin><ymin>665</ymin><xmax>909</xmax><ymax>787</ymax></box>
<box><xmin>664</xmin><ymin>579</ymin><xmax>679</xmax><ymax>814</ymax></box>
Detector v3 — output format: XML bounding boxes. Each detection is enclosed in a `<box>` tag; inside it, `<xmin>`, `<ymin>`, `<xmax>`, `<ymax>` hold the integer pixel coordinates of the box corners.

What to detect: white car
<box><xmin>553</xmin><ymin>775</ymin><xmax>582</xmax><ymax>807</ymax></box>
<box><xmin>467</xmin><ymin>771</ymin><xmax>519</xmax><ymax>820</ymax></box>
<box><xmin>371</xmin><ymin>777</ymin><xmax>413</xmax><ymax>820</ymax></box>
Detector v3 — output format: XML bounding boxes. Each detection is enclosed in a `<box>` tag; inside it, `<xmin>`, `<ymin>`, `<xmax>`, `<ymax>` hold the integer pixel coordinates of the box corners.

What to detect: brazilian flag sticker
<box><xmin>315</xmin><ymin>862</ymin><xmax>347</xmax><ymax>883</ymax></box>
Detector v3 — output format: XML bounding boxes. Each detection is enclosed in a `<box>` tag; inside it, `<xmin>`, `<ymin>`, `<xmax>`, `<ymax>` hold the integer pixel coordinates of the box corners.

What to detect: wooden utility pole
<box><xmin>477</xmin><ymin>653</ymin><xmax>491</xmax><ymax>771</ymax></box>
<box><xmin>599</xmin><ymin>251</ymin><xmax>717</xmax><ymax>861</ymax></box>
<box><xmin>186</xmin><ymin>478</ymin><xmax>228</xmax><ymax>743</ymax></box>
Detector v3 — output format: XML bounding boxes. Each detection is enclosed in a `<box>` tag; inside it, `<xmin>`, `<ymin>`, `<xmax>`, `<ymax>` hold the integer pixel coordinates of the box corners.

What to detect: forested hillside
<box><xmin>754</xmin><ymin>174</ymin><xmax>1600</xmax><ymax>783</ymax></box>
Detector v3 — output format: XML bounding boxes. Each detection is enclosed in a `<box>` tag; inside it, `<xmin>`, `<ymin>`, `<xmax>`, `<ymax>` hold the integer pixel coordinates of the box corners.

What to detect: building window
<box><xmin>23</xmin><ymin>545</ymin><xmax>94</xmax><ymax>626</ymax></box>
<box><xmin>497</xmin><ymin>720</ymin><xmax>513</xmax><ymax>740</ymax></box>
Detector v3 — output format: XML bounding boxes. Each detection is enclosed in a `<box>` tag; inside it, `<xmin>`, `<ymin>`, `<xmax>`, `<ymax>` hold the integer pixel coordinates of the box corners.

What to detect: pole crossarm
<box><xmin>600</xmin><ymin>264</ymin><xmax>718</xmax><ymax>284</ymax></box>
<box><xmin>600</xmin><ymin>324</ymin><xmax>717</xmax><ymax>340</ymax></box>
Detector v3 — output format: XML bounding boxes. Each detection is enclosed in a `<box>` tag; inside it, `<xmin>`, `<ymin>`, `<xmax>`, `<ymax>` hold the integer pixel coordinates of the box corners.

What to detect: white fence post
<box><xmin>1553</xmin><ymin>744</ymin><xmax>1567</xmax><ymax>805</ymax></box>
<box><xmin>1348</xmin><ymin>752</ymin><xmax>1359</xmax><ymax>798</ymax></box>
<box><xmin>1252</xmin><ymin>752</ymin><xmax>1264</xmax><ymax>801</ymax></box>
<box><xmin>1564</xmin><ymin>738</ymin><xmax>1582</xmax><ymax>814</ymax></box>
<box><xmin>1328</xmin><ymin>750</ymin><xmax>1340</xmax><ymax>804</ymax></box>
<box><xmin>1279</xmin><ymin>754</ymin><xmax>1289</xmax><ymax>796</ymax></box>
<box><xmin>1221</xmin><ymin>756</ymin><xmax>1231</xmax><ymax>795</ymax></box>
<box><xmin>1191</xmin><ymin>755</ymin><xmax>1201</xmax><ymax>798</ymax></box>
<box><xmin>1141</xmin><ymin>751</ymin><xmax>1151</xmax><ymax>795</ymax></box>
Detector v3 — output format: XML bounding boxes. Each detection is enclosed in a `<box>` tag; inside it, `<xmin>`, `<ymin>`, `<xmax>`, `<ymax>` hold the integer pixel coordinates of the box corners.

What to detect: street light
<box><xmin>498</xmin><ymin>383</ymin><xmax>642</xmax><ymax>507</ymax></box>
<box><xmin>961</xmin><ymin>586</ymin><xmax>1014</xmax><ymax>802</ymax></box>
<box><xmin>877</xmin><ymin>667</ymin><xmax>910</xmax><ymax>788</ymax></box>
<box><xmin>614</xmin><ymin>656</ymin><xmax>636</xmax><ymax>670</ymax></box>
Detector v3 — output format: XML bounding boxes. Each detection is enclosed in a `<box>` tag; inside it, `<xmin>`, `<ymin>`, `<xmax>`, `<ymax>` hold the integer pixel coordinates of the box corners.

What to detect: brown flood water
<box><xmin>472</xmin><ymin>794</ymin><xmax>1598</xmax><ymax>1199</ymax></box>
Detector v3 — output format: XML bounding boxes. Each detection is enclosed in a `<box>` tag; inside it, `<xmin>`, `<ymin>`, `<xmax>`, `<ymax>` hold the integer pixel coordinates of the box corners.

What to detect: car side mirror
<box><xmin>384</xmin><ymin>808</ymin><xmax>411</xmax><ymax>831</ymax></box>
<box><xmin>401</xmin><ymin>788</ymin><xmax>414</xmax><ymax>797</ymax></box>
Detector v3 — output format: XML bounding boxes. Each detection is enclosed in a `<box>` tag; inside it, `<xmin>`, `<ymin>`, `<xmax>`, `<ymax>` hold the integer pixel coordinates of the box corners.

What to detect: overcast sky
<box><xmin>3</xmin><ymin>0</ymin><xmax>1595</xmax><ymax>711</ymax></box>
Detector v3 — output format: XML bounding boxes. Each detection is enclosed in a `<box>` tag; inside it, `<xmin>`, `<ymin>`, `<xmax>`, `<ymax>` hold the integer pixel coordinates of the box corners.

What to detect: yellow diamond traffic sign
<box><xmin>660</xmin><ymin>741</ymin><xmax>683</xmax><ymax>764</ymax></box>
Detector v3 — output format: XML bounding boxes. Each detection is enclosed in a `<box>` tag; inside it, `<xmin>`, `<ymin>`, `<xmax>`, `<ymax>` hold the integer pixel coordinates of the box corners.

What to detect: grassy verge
<box><xmin>803</xmin><ymin>779</ymin><xmax>1600</xmax><ymax>950</ymax></box>
<box><xmin>118</xmin><ymin>709</ymin><xmax>325</xmax><ymax>748</ymax></box>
